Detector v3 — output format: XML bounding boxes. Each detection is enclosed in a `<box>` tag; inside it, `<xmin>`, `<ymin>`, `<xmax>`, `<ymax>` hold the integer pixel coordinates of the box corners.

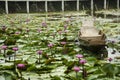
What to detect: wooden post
<box><xmin>91</xmin><ymin>0</ymin><xmax>93</xmax><ymax>16</ymax></box>
<box><xmin>5</xmin><ymin>0</ymin><xmax>8</xmax><ymax>14</ymax></box>
<box><xmin>117</xmin><ymin>0</ymin><xmax>119</xmax><ymax>9</ymax></box>
<box><xmin>104</xmin><ymin>0</ymin><xmax>106</xmax><ymax>9</ymax></box>
<box><xmin>26</xmin><ymin>0</ymin><xmax>29</xmax><ymax>13</ymax></box>
<box><xmin>45</xmin><ymin>0</ymin><xmax>48</xmax><ymax>12</ymax></box>
<box><xmin>62</xmin><ymin>0</ymin><xmax>64</xmax><ymax>12</ymax></box>
<box><xmin>77</xmin><ymin>0</ymin><xmax>79</xmax><ymax>11</ymax></box>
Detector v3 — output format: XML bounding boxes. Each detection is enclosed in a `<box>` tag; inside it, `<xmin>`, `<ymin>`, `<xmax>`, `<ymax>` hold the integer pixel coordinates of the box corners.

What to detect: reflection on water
<box><xmin>26</xmin><ymin>10</ymin><xmax>120</xmax><ymax>23</ymax></box>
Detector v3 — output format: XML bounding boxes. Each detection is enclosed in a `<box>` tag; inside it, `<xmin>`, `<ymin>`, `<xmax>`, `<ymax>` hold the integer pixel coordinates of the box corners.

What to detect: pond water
<box><xmin>0</xmin><ymin>10</ymin><xmax>120</xmax><ymax>80</ymax></box>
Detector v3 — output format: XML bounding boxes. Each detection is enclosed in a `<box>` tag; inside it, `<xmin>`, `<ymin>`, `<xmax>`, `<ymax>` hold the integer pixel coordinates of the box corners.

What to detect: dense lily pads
<box><xmin>0</xmin><ymin>11</ymin><xmax>120</xmax><ymax>80</ymax></box>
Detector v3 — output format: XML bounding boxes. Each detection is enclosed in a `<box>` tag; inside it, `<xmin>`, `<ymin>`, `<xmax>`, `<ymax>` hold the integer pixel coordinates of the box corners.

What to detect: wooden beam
<box><xmin>45</xmin><ymin>0</ymin><xmax>48</xmax><ymax>12</ymax></box>
<box><xmin>26</xmin><ymin>0</ymin><xmax>29</xmax><ymax>13</ymax></box>
<box><xmin>5</xmin><ymin>0</ymin><xmax>8</xmax><ymax>14</ymax></box>
<box><xmin>77</xmin><ymin>0</ymin><xmax>79</xmax><ymax>11</ymax></box>
<box><xmin>117</xmin><ymin>0</ymin><xmax>119</xmax><ymax>9</ymax></box>
<box><xmin>62</xmin><ymin>0</ymin><xmax>64</xmax><ymax>12</ymax></box>
<box><xmin>104</xmin><ymin>0</ymin><xmax>106</xmax><ymax>9</ymax></box>
<box><xmin>91</xmin><ymin>0</ymin><xmax>93</xmax><ymax>16</ymax></box>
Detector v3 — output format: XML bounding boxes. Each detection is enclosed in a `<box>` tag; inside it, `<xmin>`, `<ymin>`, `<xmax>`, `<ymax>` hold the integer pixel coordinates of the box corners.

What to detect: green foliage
<box><xmin>0</xmin><ymin>13</ymin><xmax>120</xmax><ymax>80</ymax></box>
<box><xmin>50</xmin><ymin>75</ymin><xmax>61</xmax><ymax>80</ymax></box>
<box><xmin>4</xmin><ymin>38</ymin><xmax>16</xmax><ymax>45</ymax></box>
<box><xmin>27</xmin><ymin>64</ymin><xmax>37</xmax><ymax>71</ymax></box>
<box><xmin>0</xmin><ymin>71</ymin><xmax>17</xmax><ymax>80</ymax></box>
<box><xmin>101</xmin><ymin>63</ymin><xmax>118</xmax><ymax>78</ymax></box>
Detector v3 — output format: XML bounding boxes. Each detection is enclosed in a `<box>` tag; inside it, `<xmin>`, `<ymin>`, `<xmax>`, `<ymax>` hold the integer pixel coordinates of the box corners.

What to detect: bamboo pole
<box><xmin>77</xmin><ymin>0</ymin><xmax>79</xmax><ymax>11</ymax></box>
<box><xmin>26</xmin><ymin>0</ymin><xmax>29</xmax><ymax>13</ymax></box>
<box><xmin>5</xmin><ymin>0</ymin><xmax>8</xmax><ymax>14</ymax></box>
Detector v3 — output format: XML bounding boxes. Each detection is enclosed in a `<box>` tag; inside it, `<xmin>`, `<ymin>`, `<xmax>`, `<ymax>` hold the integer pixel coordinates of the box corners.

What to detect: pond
<box><xmin>0</xmin><ymin>11</ymin><xmax>120</xmax><ymax>80</ymax></box>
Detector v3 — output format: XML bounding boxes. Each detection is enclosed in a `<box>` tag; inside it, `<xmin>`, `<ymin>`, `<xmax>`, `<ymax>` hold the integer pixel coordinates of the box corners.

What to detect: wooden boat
<box><xmin>78</xmin><ymin>20</ymin><xmax>106</xmax><ymax>53</ymax></box>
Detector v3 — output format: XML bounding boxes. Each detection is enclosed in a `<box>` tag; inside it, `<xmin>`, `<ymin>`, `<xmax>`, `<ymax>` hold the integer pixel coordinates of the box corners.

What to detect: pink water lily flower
<box><xmin>42</xmin><ymin>22</ymin><xmax>47</xmax><ymax>27</ymax></box>
<box><xmin>17</xmin><ymin>64</ymin><xmax>25</xmax><ymax>69</ymax></box>
<box><xmin>15</xmin><ymin>32</ymin><xmax>20</xmax><ymax>34</ymax></box>
<box><xmin>108</xmin><ymin>57</ymin><xmax>113</xmax><ymax>62</ymax></box>
<box><xmin>1</xmin><ymin>45</ymin><xmax>7</xmax><ymax>50</ymax></box>
<box><xmin>48</xmin><ymin>43</ymin><xmax>54</xmax><ymax>48</ymax></box>
<box><xmin>12</xmin><ymin>47</ymin><xmax>18</xmax><ymax>51</ymax></box>
<box><xmin>80</xmin><ymin>59</ymin><xmax>87</xmax><ymax>64</ymax></box>
<box><xmin>76</xmin><ymin>54</ymin><xmax>83</xmax><ymax>59</ymax></box>
<box><xmin>37</xmin><ymin>28</ymin><xmax>41</xmax><ymax>33</ymax></box>
<box><xmin>73</xmin><ymin>66</ymin><xmax>80</xmax><ymax>72</ymax></box>
<box><xmin>37</xmin><ymin>50</ymin><xmax>43</xmax><ymax>55</ymax></box>
<box><xmin>61</xmin><ymin>41</ymin><xmax>66</xmax><ymax>45</ymax></box>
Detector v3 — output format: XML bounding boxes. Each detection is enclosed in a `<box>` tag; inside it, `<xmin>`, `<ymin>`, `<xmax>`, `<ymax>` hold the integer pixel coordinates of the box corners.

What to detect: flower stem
<box><xmin>82</xmin><ymin>64</ymin><xmax>87</xmax><ymax>79</ymax></box>
<box><xmin>39</xmin><ymin>54</ymin><xmax>40</xmax><ymax>64</ymax></box>
<box><xmin>14</xmin><ymin>51</ymin><xmax>16</xmax><ymax>66</ymax></box>
<box><xmin>76</xmin><ymin>72</ymin><xmax>78</xmax><ymax>79</ymax></box>
<box><xmin>4</xmin><ymin>50</ymin><xmax>7</xmax><ymax>62</ymax></box>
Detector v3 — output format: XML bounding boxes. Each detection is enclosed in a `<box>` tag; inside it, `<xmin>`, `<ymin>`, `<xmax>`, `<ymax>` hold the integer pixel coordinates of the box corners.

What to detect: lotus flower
<box><xmin>58</xmin><ymin>30</ymin><xmax>62</xmax><ymax>34</ymax></box>
<box><xmin>17</xmin><ymin>64</ymin><xmax>25</xmax><ymax>70</ymax></box>
<box><xmin>26</xmin><ymin>28</ymin><xmax>29</xmax><ymax>33</ymax></box>
<box><xmin>64</xmin><ymin>24</ymin><xmax>67</xmax><ymax>30</ymax></box>
<box><xmin>48</xmin><ymin>43</ymin><xmax>54</xmax><ymax>48</ymax></box>
<box><xmin>73</xmin><ymin>66</ymin><xmax>80</xmax><ymax>72</ymax></box>
<box><xmin>37</xmin><ymin>28</ymin><xmax>41</xmax><ymax>33</ymax></box>
<box><xmin>12</xmin><ymin>47</ymin><xmax>18</xmax><ymax>65</ymax></box>
<box><xmin>12</xmin><ymin>47</ymin><xmax>18</xmax><ymax>51</ymax></box>
<box><xmin>37</xmin><ymin>50</ymin><xmax>43</xmax><ymax>63</ymax></box>
<box><xmin>80</xmin><ymin>60</ymin><xmax>87</xmax><ymax>64</ymax></box>
<box><xmin>73</xmin><ymin>66</ymin><xmax>80</xmax><ymax>79</ymax></box>
<box><xmin>2</xmin><ymin>26</ymin><xmax>7</xmax><ymax>31</ymax></box>
<box><xmin>76</xmin><ymin>54</ymin><xmax>83</xmax><ymax>59</ymax></box>
<box><xmin>37</xmin><ymin>50</ymin><xmax>43</xmax><ymax>55</ymax></box>
<box><xmin>1</xmin><ymin>45</ymin><xmax>7</xmax><ymax>62</ymax></box>
<box><xmin>1</xmin><ymin>45</ymin><xmax>7</xmax><ymax>50</ymax></box>
<box><xmin>26</xmin><ymin>19</ymin><xmax>30</xmax><ymax>23</ymax></box>
<box><xmin>61</xmin><ymin>41</ymin><xmax>66</xmax><ymax>45</ymax></box>
<box><xmin>108</xmin><ymin>57</ymin><xmax>113</xmax><ymax>62</ymax></box>
<box><xmin>15</xmin><ymin>32</ymin><xmax>20</xmax><ymax>35</ymax></box>
<box><xmin>17</xmin><ymin>63</ymin><xmax>26</xmax><ymax>78</ymax></box>
<box><xmin>80</xmin><ymin>60</ymin><xmax>87</xmax><ymax>79</ymax></box>
<box><xmin>42</xmin><ymin>22</ymin><xmax>47</xmax><ymax>27</ymax></box>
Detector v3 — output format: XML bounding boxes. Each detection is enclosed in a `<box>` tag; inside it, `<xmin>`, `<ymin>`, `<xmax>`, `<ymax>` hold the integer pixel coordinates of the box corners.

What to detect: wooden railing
<box><xmin>0</xmin><ymin>0</ymin><xmax>119</xmax><ymax>14</ymax></box>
